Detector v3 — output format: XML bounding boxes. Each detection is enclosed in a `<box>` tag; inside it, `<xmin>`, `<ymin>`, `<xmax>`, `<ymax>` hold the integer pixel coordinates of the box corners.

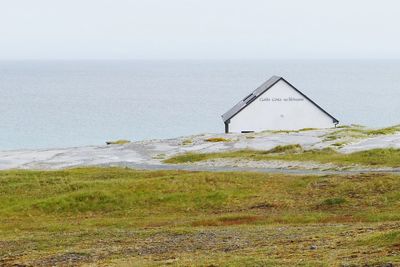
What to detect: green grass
<box><xmin>336</xmin><ymin>125</ymin><xmax>352</xmax><ymax>128</ymax></box>
<box><xmin>1</xmin><ymin>168</ymin><xmax>400</xmax><ymax>265</ymax></box>
<box><xmin>268</xmin><ymin>128</ymin><xmax>319</xmax><ymax>134</ymax></box>
<box><xmin>358</xmin><ymin>231</ymin><xmax>400</xmax><ymax>247</ymax></box>
<box><xmin>323</xmin><ymin>125</ymin><xmax>400</xmax><ymax>141</ymax></box>
<box><xmin>332</xmin><ymin>141</ymin><xmax>347</xmax><ymax>147</ymax></box>
<box><xmin>320</xmin><ymin>197</ymin><xmax>347</xmax><ymax>206</ymax></box>
<box><xmin>266</xmin><ymin>144</ymin><xmax>303</xmax><ymax>153</ymax></box>
<box><xmin>298</xmin><ymin>127</ymin><xmax>319</xmax><ymax>131</ymax></box>
<box><xmin>268</xmin><ymin>125</ymin><xmax>400</xmax><ymax>141</ymax></box>
<box><xmin>165</xmin><ymin>146</ymin><xmax>400</xmax><ymax>168</ymax></box>
<box><xmin>366</xmin><ymin>125</ymin><xmax>400</xmax><ymax>135</ymax></box>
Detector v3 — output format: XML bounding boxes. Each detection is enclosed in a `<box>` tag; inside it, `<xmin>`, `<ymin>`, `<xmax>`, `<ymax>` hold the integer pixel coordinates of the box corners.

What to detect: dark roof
<box><xmin>221</xmin><ymin>76</ymin><xmax>339</xmax><ymax>124</ymax></box>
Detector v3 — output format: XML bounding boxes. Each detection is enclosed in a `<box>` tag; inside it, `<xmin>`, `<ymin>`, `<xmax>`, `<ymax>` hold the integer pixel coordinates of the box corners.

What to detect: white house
<box><xmin>221</xmin><ymin>76</ymin><xmax>339</xmax><ymax>133</ymax></box>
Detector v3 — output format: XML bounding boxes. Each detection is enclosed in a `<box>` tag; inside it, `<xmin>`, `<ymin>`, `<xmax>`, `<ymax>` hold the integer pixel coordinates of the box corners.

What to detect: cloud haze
<box><xmin>0</xmin><ymin>0</ymin><xmax>399</xmax><ymax>59</ymax></box>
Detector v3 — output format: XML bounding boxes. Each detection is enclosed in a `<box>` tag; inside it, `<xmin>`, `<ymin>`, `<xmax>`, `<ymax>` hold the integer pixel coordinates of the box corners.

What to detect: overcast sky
<box><xmin>1</xmin><ymin>0</ymin><xmax>399</xmax><ymax>60</ymax></box>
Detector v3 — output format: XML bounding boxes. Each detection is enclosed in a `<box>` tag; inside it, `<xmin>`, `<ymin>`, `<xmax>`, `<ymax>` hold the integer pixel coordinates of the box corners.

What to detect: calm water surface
<box><xmin>1</xmin><ymin>60</ymin><xmax>400</xmax><ymax>150</ymax></box>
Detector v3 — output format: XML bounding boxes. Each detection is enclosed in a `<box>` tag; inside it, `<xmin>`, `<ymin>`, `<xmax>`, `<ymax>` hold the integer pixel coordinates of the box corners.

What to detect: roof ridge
<box><xmin>221</xmin><ymin>76</ymin><xmax>339</xmax><ymax>124</ymax></box>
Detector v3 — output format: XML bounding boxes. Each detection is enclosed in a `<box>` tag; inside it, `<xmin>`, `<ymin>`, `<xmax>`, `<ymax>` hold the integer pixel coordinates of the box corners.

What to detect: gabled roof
<box><xmin>221</xmin><ymin>75</ymin><xmax>339</xmax><ymax>124</ymax></box>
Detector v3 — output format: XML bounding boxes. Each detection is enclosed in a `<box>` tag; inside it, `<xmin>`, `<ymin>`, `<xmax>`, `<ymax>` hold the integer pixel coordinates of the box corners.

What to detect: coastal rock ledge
<box><xmin>1</xmin><ymin>125</ymin><xmax>400</xmax><ymax>172</ymax></box>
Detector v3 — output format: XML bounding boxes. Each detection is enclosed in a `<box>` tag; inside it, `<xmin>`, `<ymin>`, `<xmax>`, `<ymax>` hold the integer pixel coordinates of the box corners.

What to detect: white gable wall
<box><xmin>228</xmin><ymin>80</ymin><xmax>335</xmax><ymax>132</ymax></box>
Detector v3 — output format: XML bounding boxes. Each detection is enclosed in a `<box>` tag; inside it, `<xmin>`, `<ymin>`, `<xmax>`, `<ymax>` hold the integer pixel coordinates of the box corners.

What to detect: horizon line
<box><xmin>1</xmin><ymin>58</ymin><xmax>400</xmax><ymax>61</ymax></box>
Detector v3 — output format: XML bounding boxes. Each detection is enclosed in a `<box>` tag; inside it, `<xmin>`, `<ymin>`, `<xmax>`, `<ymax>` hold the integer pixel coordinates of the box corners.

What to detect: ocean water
<box><xmin>1</xmin><ymin>59</ymin><xmax>400</xmax><ymax>150</ymax></box>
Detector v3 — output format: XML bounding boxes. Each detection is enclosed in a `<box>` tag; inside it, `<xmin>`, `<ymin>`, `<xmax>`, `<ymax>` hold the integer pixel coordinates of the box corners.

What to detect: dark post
<box><xmin>224</xmin><ymin>122</ymin><xmax>229</xmax><ymax>133</ymax></box>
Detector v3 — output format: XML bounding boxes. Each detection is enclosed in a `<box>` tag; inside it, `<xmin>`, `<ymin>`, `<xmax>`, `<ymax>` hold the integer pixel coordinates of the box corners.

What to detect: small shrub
<box><xmin>204</xmin><ymin>137</ymin><xmax>230</xmax><ymax>142</ymax></box>
<box><xmin>264</xmin><ymin>144</ymin><xmax>303</xmax><ymax>154</ymax></box>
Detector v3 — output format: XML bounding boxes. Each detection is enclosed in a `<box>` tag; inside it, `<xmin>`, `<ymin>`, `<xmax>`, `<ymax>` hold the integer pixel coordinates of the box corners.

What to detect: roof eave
<box><xmin>221</xmin><ymin>76</ymin><xmax>283</xmax><ymax>122</ymax></box>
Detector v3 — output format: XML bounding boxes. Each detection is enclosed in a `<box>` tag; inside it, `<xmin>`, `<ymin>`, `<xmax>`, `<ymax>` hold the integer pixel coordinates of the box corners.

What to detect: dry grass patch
<box><xmin>105</xmin><ymin>139</ymin><xmax>130</xmax><ymax>145</ymax></box>
<box><xmin>204</xmin><ymin>137</ymin><xmax>231</xmax><ymax>142</ymax></box>
<box><xmin>181</xmin><ymin>139</ymin><xmax>193</xmax><ymax>145</ymax></box>
<box><xmin>323</xmin><ymin>124</ymin><xmax>400</xmax><ymax>142</ymax></box>
<box><xmin>165</xmin><ymin>145</ymin><xmax>400</xmax><ymax>168</ymax></box>
<box><xmin>265</xmin><ymin>144</ymin><xmax>303</xmax><ymax>154</ymax></box>
<box><xmin>192</xmin><ymin>215</ymin><xmax>262</xmax><ymax>227</ymax></box>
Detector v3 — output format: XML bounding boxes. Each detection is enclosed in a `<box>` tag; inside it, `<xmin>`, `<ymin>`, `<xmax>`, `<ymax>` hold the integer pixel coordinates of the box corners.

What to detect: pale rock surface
<box><xmin>0</xmin><ymin>127</ymin><xmax>399</xmax><ymax>171</ymax></box>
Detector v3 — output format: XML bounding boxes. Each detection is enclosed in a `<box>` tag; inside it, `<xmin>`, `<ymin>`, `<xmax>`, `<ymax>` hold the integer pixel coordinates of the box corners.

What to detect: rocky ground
<box><xmin>1</xmin><ymin>126</ymin><xmax>400</xmax><ymax>172</ymax></box>
<box><xmin>3</xmin><ymin>222</ymin><xmax>399</xmax><ymax>266</ymax></box>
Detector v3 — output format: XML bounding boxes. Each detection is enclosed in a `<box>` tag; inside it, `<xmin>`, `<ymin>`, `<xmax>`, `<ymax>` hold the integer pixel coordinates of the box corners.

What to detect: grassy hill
<box><xmin>1</xmin><ymin>168</ymin><xmax>400</xmax><ymax>266</ymax></box>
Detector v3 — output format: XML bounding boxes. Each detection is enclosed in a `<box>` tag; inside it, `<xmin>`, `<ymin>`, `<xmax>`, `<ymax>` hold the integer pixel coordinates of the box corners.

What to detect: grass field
<box><xmin>164</xmin><ymin>146</ymin><xmax>400</xmax><ymax>168</ymax></box>
<box><xmin>1</xmin><ymin>168</ymin><xmax>400</xmax><ymax>266</ymax></box>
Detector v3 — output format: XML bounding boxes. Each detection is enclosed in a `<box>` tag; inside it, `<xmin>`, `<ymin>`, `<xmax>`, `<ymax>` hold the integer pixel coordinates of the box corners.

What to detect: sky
<box><xmin>1</xmin><ymin>0</ymin><xmax>400</xmax><ymax>60</ymax></box>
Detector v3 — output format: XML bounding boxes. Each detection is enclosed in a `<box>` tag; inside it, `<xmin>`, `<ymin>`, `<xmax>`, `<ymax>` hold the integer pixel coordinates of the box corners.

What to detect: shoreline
<box><xmin>1</xmin><ymin>125</ymin><xmax>400</xmax><ymax>172</ymax></box>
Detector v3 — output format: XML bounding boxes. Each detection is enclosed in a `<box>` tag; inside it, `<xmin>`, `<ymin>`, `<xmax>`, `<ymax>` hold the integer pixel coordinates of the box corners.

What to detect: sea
<box><xmin>1</xmin><ymin>59</ymin><xmax>400</xmax><ymax>150</ymax></box>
